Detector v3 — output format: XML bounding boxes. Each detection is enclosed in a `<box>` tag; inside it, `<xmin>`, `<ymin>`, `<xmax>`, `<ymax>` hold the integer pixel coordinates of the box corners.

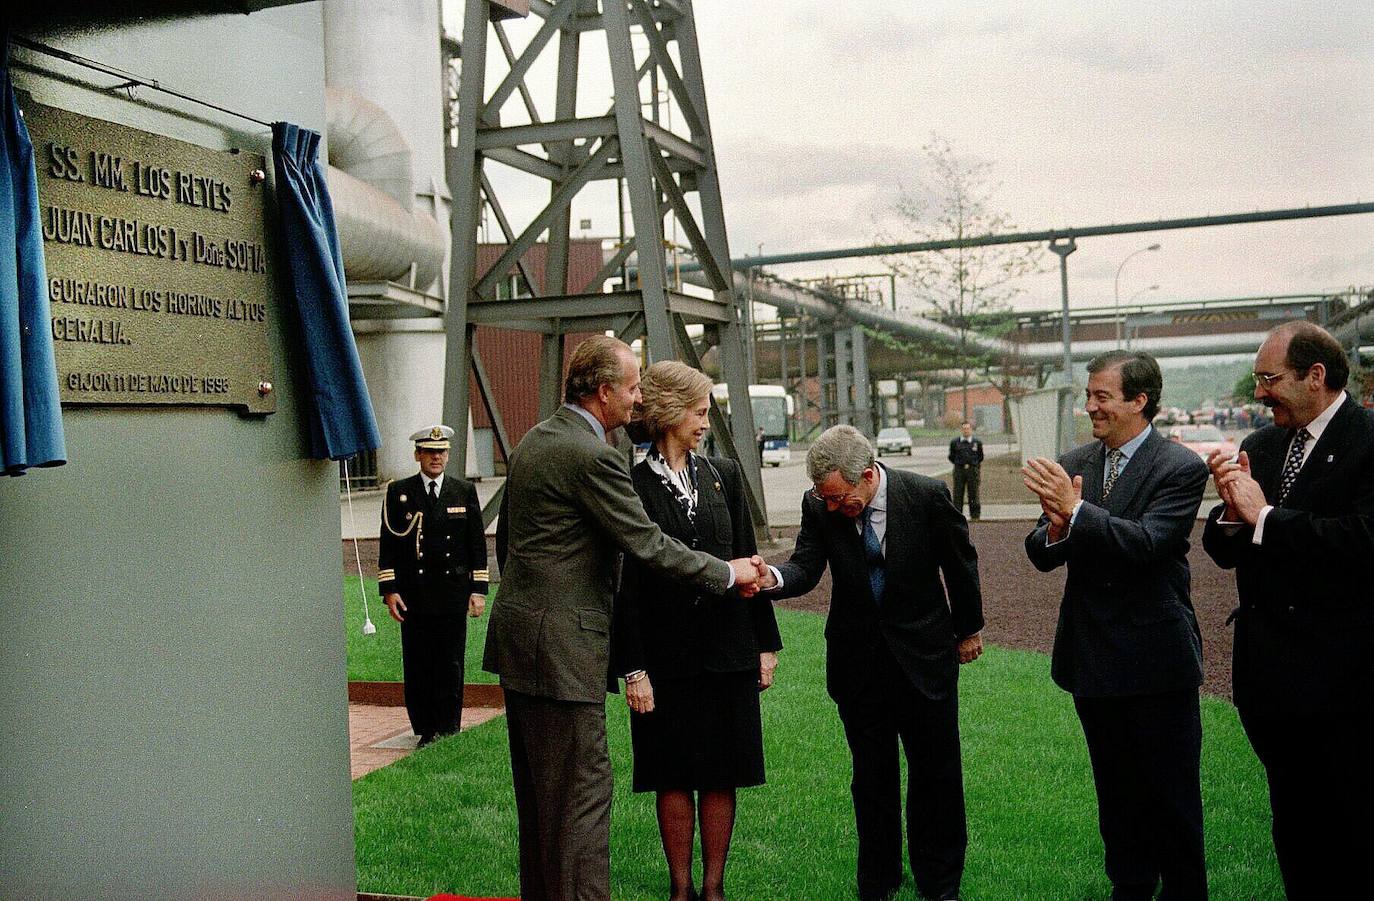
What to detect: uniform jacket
<box><xmin>378</xmin><ymin>473</ymin><xmax>488</xmax><ymax>609</ymax></box>
<box><xmin>1025</xmin><ymin>428</ymin><xmax>1208</xmax><ymax>698</ymax></box>
<box><xmin>482</xmin><ymin>406</ymin><xmax>732</xmax><ymax>704</ymax></box>
<box><xmin>612</xmin><ymin>455</ymin><xmax>782</xmax><ymax>679</ymax></box>
<box><xmin>1202</xmin><ymin>395</ymin><xmax>1374</xmax><ymax>715</ymax></box>
<box><xmin>948</xmin><ymin>437</ymin><xmax>984</xmax><ymax>467</ymax></box>
<box><xmin>766</xmin><ymin>465</ymin><xmax>983</xmax><ymax>703</ymax></box>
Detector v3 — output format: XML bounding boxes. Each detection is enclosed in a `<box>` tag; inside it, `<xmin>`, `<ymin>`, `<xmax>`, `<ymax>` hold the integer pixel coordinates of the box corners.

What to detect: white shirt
<box><xmin>855</xmin><ymin>463</ymin><xmax>889</xmax><ymax>551</ymax></box>
<box><xmin>1249</xmin><ymin>393</ymin><xmax>1346</xmax><ymax>545</ymax></box>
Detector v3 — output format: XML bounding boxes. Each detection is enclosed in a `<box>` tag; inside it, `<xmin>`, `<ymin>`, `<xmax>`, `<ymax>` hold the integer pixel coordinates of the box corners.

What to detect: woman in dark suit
<box><xmin>614</xmin><ymin>361</ymin><xmax>783</xmax><ymax>901</ymax></box>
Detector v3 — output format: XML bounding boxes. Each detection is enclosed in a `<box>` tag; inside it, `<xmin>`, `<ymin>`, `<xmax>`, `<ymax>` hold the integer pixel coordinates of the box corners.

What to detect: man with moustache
<box><xmin>1203</xmin><ymin>321</ymin><xmax>1374</xmax><ymax>898</ymax></box>
<box><xmin>1023</xmin><ymin>350</ymin><xmax>1209</xmax><ymax>900</ymax></box>
<box><xmin>482</xmin><ymin>335</ymin><xmax>766</xmax><ymax>901</ymax></box>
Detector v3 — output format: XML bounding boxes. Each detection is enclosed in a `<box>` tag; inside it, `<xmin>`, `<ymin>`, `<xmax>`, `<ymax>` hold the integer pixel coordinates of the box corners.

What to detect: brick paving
<box><xmin>349</xmin><ymin>702</ymin><xmax>506</xmax><ymax>780</ymax></box>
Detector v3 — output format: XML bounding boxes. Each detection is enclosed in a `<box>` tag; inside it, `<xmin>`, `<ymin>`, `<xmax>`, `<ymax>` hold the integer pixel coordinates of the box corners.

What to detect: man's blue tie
<box><xmin>861</xmin><ymin>507</ymin><xmax>885</xmax><ymax>603</ymax></box>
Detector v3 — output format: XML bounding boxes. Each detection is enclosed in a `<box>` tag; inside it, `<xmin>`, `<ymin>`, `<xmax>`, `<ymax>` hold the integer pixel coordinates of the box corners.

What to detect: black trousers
<box><xmin>835</xmin><ymin>647</ymin><xmax>966</xmax><ymax>900</ymax></box>
<box><xmin>951</xmin><ymin>464</ymin><xmax>980</xmax><ymax>520</ymax></box>
<box><xmin>1238</xmin><ymin>704</ymin><xmax>1373</xmax><ymax>901</ymax></box>
<box><xmin>504</xmin><ymin>688</ymin><xmax>613</xmax><ymax>901</ymax></box>
<box><xmin>1073</xmin><ymin>690</ymin><xmax>1207</xmax><ymax>901</ymax></box>
<box><xmin>399</xmin><ymin>608</ymin><xmax>466</xmax><ymax>739</ymax></box>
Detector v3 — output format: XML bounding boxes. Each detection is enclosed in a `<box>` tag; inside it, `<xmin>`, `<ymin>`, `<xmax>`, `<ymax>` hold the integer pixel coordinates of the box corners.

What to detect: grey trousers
<box><xmin>504</xmin><ymin>688</ymin><xmax>613</xmax><ymax>901</ymax></box>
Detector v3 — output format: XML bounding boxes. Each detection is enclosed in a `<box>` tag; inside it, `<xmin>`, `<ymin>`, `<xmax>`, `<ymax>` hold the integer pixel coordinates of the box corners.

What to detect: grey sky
<box><xmin>460</xmin><ymin>1</ymin><xmax>1374</xmax><ymax>313</ymax></box>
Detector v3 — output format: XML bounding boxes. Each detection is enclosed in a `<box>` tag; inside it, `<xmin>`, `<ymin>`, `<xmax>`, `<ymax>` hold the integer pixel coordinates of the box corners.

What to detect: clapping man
<box><xmin>1023</xmin><ymin>351</ymin><xmax>1209</xmax><ymax>900</ymax></box>
<box><xmin>1203</xmin><ymin>321</ymin><xmax>1374</xmax><ymax>898</ymax></box>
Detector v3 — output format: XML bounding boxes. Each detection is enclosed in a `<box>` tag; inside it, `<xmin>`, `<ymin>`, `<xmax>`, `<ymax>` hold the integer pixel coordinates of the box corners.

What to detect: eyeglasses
<box><xmin>809</xmin><ymin>471</ymin><xmax>871</xmax><ymax>505</ymax></box>
<box><xmin>808</xmin><ymin>486</ymin><xmax>856</xmax><ymax>505</ymax></box>
<box><xmin>1252</xmin><ymin>369</ymin><xmax>1294</xmax><ymax>388</ymax></box>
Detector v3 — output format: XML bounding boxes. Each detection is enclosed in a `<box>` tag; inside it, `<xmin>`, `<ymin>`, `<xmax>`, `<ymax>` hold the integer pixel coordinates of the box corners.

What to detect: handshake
<box><xmin>728</xmin><ymin>555</ymin><xmax>777</xmax><ymax>598</ymax></box>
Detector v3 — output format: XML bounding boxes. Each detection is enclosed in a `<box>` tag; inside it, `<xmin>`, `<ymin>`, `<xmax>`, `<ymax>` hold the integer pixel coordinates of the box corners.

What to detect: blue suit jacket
<box><xmin>1025</xmin><ymin>428</ymin><xmax>1208</xmax><ymax>698</ymax></box>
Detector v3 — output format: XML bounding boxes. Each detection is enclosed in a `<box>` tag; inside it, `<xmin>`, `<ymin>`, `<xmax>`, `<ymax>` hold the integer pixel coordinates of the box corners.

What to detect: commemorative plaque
<box><xmin>27</xmin><ymin>99</ymin><xmax>277</xmax><ymax>414</ymax></box>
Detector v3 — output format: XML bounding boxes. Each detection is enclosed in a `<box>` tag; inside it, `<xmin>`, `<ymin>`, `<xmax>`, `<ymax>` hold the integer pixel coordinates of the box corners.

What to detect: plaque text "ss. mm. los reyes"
<box><xmin>28</xmin><ymin>98</ymin><xmax>277</xmax><ymax>414</ymax></box>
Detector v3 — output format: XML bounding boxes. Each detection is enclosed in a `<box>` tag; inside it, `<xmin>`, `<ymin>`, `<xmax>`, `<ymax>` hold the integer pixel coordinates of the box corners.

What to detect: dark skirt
<box><xmin>629</xmin><ymin>669</ymin><xmax>765</xmax><ymax>792</ymax></box>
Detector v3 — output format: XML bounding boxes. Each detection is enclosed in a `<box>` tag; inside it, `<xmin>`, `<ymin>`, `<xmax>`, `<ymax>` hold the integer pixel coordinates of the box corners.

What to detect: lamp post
<box><xmin>1114</xmin><ymin>243</ymin><xmax>1160</xmax><ymax>348</ymax></box>
<box><xmin>1123</xmin><ymin>284</ymin><xmax>1159</xmax><ymax>349</ymax></box>
<box><xmin>1050</xmin><ymin>237</ymin><xmax>1078</xmax><ymax>454</ymax></box>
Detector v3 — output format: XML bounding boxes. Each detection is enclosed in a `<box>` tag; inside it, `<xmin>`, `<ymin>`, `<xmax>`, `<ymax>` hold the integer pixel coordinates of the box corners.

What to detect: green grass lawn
<box><xmin>344</xmin><ymin>575</ymin><xmax>495</xmax><ymax>684</ymax></box>
<box><xmin>350</xmin><ymin>602</ymin><xmax>1281</xmax><ymax>900</ymax></box>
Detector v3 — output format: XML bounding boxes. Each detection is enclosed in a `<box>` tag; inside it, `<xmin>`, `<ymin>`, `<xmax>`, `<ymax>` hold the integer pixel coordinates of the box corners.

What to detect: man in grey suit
<box><xmin>1023</xmin><ymin>350</ymin><xmax>1209</xmax><ymax>900</ymax></box>
<box><xmin>482</xmin><ymin>335</ymin><xmax>764</xmax><ymax>901</ymax></box>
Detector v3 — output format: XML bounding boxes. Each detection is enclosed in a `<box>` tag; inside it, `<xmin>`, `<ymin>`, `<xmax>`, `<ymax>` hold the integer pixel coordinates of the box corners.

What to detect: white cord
<box><xmin>343</xmin><ymin>458</ymin><xmax>377</xmax><ymax>636</ymax></box>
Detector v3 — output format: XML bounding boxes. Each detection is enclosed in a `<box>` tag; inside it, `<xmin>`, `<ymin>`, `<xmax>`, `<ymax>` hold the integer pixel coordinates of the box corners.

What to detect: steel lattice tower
<box><xmin>441</xmin><ymin>0</ymin><xmax>766</xmax><ymax>529</ymax></box>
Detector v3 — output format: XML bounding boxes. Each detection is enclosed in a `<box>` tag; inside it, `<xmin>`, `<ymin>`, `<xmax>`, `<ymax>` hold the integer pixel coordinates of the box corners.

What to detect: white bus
<box><xmin>711</xmin><ymin>383</ymin><xmax>794</xmax><ymax>467</ymax></box>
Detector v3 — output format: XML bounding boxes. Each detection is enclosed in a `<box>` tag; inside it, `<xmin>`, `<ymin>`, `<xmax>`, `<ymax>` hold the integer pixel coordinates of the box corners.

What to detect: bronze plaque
<box><xmin>27</xmin><ymin>99</ymin><xmax>277</xmax><ymax>414</ymax></box>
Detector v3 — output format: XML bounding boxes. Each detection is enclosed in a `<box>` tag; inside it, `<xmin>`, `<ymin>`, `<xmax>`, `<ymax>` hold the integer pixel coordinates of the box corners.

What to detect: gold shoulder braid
<box><xmin>381</xmin><ymin>481</ymin><xmax>425</xmax><ymax>557</ymax></box>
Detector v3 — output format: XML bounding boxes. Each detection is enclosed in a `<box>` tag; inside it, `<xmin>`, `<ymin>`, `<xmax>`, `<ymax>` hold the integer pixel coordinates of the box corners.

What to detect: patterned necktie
<box><xmin>1101</xmin><ymin>448</ymin><xmax>1125</xmax><ymax>500</ymax></box>
<box><xmin>860</xmin><ymin>507</ymin><xmax>885</xmax><ymax>603</ymax></box>
<box><xmin>1277</xmin><ymin>428</ymin><xmax>1311</xmax><ymax>505</ymax></box>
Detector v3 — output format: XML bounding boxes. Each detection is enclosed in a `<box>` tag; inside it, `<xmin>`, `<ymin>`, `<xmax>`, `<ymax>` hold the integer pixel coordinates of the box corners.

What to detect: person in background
<box><xmin>379</xmin><ymin>424</ymin><xmax>488</xmax><ymax>747</ymax></box>
<box><xmin>614</xmin><ymin>360</ymin><xmax>783</xmax><ymax>901</ymax></box>
<box><xmin>947</xmin><ymin>421</ymin><xmax>984</xmax><ymax>521</ymax></box>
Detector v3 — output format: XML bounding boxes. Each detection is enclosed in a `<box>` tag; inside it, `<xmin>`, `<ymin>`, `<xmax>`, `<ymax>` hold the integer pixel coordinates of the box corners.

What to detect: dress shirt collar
<box><xmin>1300</xmin><ymin>392</ymin><xmax>1346</xmax><ymax>445</ymax></box>
<box><xmin>1110</xmin><ymin>422</ymin><xmax>1153</xmax><ymax>465</ymax></box>
<box><xmin>564</xmin><ymin>402</ymin><xmax>606</xmax><ymax>442</ymax></box>
<box><xmin>869</xmin><ymin>462</ymin><xmax>888</xmax><ymax>515</ymax></box>
<box><xmin>856</xmin><ymin>463</ymin><xmax>889</xmax><ymax>538</ymax></box>
<box><xmin>422</xmin><ymin>473</ymin><xmax>444</xmax><ymax>495</ymax></box>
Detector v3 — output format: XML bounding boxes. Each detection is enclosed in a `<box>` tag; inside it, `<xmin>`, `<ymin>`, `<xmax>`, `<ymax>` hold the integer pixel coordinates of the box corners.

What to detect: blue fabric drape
<box><xmin>1</xmin><ymin>37</ymin><xmax>66</xmax><ymax>476</ymax></box>
<box><xmin>271</xmin><ymin>121</ymin><xmax>380</xmax><ymax>461</ymax></box>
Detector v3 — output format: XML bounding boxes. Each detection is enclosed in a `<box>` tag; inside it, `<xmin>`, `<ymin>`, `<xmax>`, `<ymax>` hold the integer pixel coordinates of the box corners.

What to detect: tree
<box><xmin>1232</xmin><ymin>370</ymin><xmax>1256</xmax><ymax>402</ymax></box>
<box><xmin>883</xmin><ymin>136</ymin><xmax>1044</xmax><ymax>422</ymax></box>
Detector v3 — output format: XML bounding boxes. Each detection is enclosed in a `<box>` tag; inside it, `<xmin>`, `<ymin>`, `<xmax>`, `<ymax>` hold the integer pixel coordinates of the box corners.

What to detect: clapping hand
<box><xmin>1022</xmin><ymin>457</ymin><xmax>1082</xmax><ymax>541</ymax></box>
<box><xmin>1208</xmin><ymin>448</ymin><xmax>1265</xmax><ymax>525</ymax></box>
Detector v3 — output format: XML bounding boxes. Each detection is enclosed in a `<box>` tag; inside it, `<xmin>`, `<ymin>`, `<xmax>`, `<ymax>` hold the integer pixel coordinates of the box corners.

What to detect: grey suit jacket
<box><xmin>482</xmin><ymin>407</ymin><xmax>733</xmax><ymax>703</ymax></box>
<box><xmin>1025</xmin><ymin>428</ymin><xmax>1208</xmax><ymax>697</ymax></box>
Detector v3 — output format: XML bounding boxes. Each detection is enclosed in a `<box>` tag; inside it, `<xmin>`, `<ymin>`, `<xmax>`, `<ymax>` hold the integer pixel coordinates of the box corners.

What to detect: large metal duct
<box><xmin>708</xmin><ymin>269</ymin><xmax>1281</xmax><ymax>362</ymax></box>
<box><xmin>324</xmin><ymin>87</ymin><xmax>445</xmax><ymax>288</ymax></box>
<box><xmin>691</xmin><ymin>269</ymin><xmax>1011</xmax><ymax>354</ymax></box>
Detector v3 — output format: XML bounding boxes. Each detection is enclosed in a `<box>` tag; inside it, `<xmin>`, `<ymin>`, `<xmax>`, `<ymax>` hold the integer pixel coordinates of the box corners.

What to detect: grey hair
<box><xmin>807</xmin><ymin>425</ymin><xmax>875</xmax><ymax>486</ymax></box>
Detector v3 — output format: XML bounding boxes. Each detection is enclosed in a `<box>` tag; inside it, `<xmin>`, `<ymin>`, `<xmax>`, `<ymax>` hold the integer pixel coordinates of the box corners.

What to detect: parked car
<box><xmin>875</xmin><ymin>427</ymin><xmax>913</xmax><ymax>456</ymax></box>
<box><xmin>1167</xmin><ymin>424</ymin><xmax>1237</xmax><ymax>462</ymax></box>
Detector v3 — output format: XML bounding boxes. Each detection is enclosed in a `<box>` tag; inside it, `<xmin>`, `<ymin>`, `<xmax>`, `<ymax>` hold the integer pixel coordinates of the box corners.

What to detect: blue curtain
<box><xmin>1</xmin><ymin>36</ymin><xmax>65</xmax><ymax>476</ymax></box>
<box><xmin>271</xmin><ymin>121</ymin><xmax>380</xmax><ymax>461</ymax></box>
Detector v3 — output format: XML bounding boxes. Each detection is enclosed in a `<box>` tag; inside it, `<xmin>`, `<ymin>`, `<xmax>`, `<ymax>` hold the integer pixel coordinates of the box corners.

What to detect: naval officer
<box><xmin>379</xmin><ymin>425</ymin><xmax>489</xmax><ymax>746</ymax></box>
